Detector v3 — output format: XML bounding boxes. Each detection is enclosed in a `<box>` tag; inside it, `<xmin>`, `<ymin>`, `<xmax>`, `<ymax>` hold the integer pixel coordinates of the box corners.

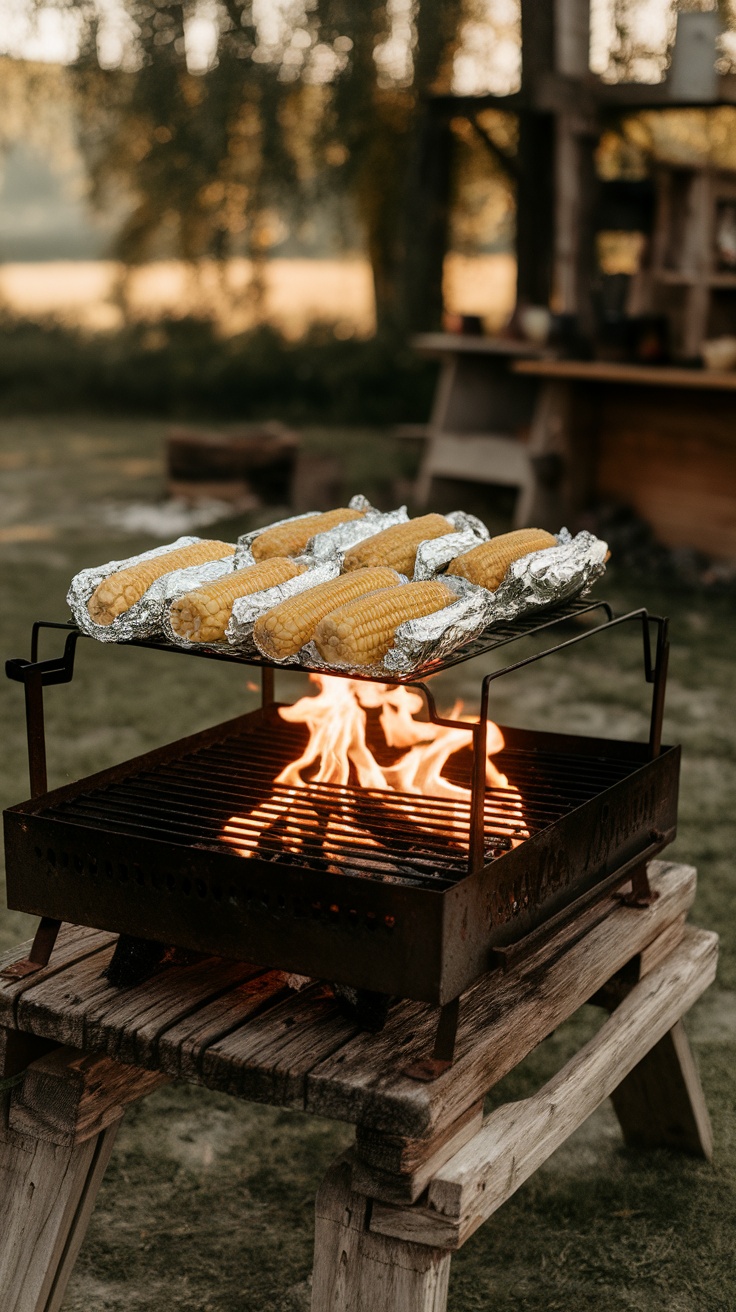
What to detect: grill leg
<box><xmin>617</xmin><ymin>861</ymin><xmax>660</xmax><ymax>909</ymax></box>
<box><xmin>312</xmin><ymin>1155</ymin><xmax>452</xmax><ymax>1312</ymax></box>
<box><xmin>403</xmin><ymin>997</ymin><xmax>461</xmax><ymax>1082</ymax></box>
<box><xmin>0</xmin><ymin>917</ymin><xmax>62</xmax><ymax>981</ymax></box>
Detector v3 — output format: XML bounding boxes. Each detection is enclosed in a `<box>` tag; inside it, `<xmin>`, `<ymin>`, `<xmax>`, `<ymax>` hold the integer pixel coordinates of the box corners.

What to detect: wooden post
<box><xmin>0</xmin><ymin>1044</ymin><xmax>167</xmax><ymax>1311</ymax></box>
<box><xmin>610</xmin><ymin>1019</ymin><xmax>713</xmax><ymax>1159</ymax></box>
<box><xmin>0</xmin><ymin>1118</ymin><xmax>120</xmax><ymax>1312</ymax></box>
<box><xmin>312</xmin><ymin>1155</ymin><xmax>452</xmax><ymax>1312</ymax></box>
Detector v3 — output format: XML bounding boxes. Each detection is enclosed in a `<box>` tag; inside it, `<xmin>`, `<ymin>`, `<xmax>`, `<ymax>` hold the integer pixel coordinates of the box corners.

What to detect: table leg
<box><xmin>610</xmin><ymin>1018</ymin><xmax>713</xmax><ymax>1159</ymax></box>
<box><xmin>312</xmin><ymin>1155</ymin><xmax>452</xmax><ymax>1312</ymax></box>
<box><xmin>0</xmin><ymin>1116</ymin><xmax>120</xmax><ymax>1312</ymax></box>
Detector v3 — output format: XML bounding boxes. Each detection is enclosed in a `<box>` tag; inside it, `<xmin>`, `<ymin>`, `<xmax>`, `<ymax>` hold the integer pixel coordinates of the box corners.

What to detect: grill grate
<box><xmin>43</xmin><ymin>718</ymin><xmax>643</xmax><ymax>892</ymax></box>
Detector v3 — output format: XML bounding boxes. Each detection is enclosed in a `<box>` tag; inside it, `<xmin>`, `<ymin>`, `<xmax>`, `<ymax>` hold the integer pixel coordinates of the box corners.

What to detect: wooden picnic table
<box><xmin>0</xmin><ymin>860</ymin><xmax>717</xmax><ymax>1311</ymax></box>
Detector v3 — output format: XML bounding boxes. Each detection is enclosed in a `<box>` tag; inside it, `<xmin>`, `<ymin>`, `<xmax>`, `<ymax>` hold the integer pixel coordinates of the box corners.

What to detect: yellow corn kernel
<box><xmin>253</xmin><ymin>567</ymin><xmax>400</xmax><ymax>659</ymax></box>
<box><xmin>314</xmin><ymin>580</ymin><xmax>456</xmax><ymax>666</ymax></box>
<box><xmin>168</xmin><ymin>557</ymin><xmax>303</xmax><ymax>643</ymax></box>
<box><xmin>87</xmin><ymin>540</ymin><xmax>235</xmax><ymax>626</ymax></box>
<box><xmin>342</xmin><ymin>514</ymin><xmax>453</xmax><ymax>576</ymax></box>
<box><xmin>251</xmin><ymin>507</ymin><xmax>366</xmax><ymax>561</ymax></box>
<box><xmin>446</xmin><ymin>529</ymin><xmax>557</xmax><ymax>590</ymax></box>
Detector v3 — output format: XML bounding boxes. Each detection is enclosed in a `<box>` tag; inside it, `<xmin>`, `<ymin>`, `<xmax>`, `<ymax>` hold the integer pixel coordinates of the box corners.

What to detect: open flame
<box><xmin>222</xmin><ymin>674</ymin><xmax>525</xmax><ymax>864</ymax></box>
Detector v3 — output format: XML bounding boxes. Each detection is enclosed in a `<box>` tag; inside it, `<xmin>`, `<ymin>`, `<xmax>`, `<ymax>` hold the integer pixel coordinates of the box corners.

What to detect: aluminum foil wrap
<box><xmin>226</xmin><ymin>560</ymin><xmax>340</xmax><ymax>653</ymax></box>
<box><xmin>302</xmin><ymin>529</ymin><xmax>608</xmax><ymax>676</ymax></box>
<box><xmin>413</xmin><ymin>511</ymin><xmax>489</xmax><ymax>581</ymax></box>
<box><xmin>67</xmin><ymin>537</ymin><xmax>236</xmax><ymax>643</ymax></box>
<box><xmin>234</xmin><ymin>493</ymin><xmax>374</xmax><ymax>568</ymax></box>
<box><xmin>309</xmin><ymin>504</ymin><xmax>408</xmax><ymax>563</ymax></box>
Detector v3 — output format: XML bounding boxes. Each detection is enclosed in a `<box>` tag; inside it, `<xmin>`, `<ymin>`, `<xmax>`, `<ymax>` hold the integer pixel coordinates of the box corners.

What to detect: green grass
<box><xmin>0</xmin><ymin>414</ymin><xmax>733</xmax><ymax>1311</ymax></box>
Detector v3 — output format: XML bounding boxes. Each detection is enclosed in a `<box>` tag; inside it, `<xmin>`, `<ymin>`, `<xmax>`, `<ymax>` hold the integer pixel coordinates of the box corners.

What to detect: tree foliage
<box><xmin>65</xmin><ymin>0</ymin><xmax>467</xmax><ymax>332</ymax></box>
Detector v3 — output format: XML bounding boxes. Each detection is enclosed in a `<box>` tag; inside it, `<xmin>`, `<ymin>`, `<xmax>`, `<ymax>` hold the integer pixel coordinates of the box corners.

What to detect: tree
<box><xmin>66</xmin><ymin>0</ymin><xmax>466</xmax><ymax>334</ymax></box>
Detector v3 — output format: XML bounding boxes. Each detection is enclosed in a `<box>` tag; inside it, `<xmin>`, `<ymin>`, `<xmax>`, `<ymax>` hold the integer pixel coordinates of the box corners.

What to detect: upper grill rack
<box><xmin>85</xmin><ymin>595</ymin><xmax>613</xmax><ymax>682</ymax></box>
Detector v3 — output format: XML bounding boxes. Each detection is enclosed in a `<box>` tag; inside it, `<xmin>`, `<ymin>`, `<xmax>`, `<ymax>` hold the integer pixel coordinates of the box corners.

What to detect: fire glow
<box><xmin>222</xmin><ymin>674</ymin><xmax>526</xmax><ymax>864</ymax></box>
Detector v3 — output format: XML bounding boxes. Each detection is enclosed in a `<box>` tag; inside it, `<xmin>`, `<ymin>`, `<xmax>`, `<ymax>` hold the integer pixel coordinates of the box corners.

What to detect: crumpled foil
<box><xmin>384</xmin><ymin>528</ymin><xmax>609</xmax><ymax>673</ymax></box>
<box><xmin>226</xmin><ymin>560</ymin><xmax>341</xmax><ymax>652</ymax></box>
<box><xmin>302</xmin><ymin>529</ymin><xmax>608</xmax><ymax>676</ymax></box>
<box><xmin>234</xmin><ymin>493</ymin><xmax>375</xmax><ymax>568</ymax></box>
<box><xmin>413</xmin><ymin>511</ymin><xmax>488</xmax><ymax>580</ymax></box>
<box><xmin>67</xmin><ymin>536</ymin><xmax>236</xmax><ymax>642</ymax></box>
<box><xmin>310</xmin><ymin>504</ymin><xmax>408</xmax><ymax>563</ymax></box>
<box><xmin>446</xmin><ymin>510</ymin><xmax>489</xmax><ymax>540</ymax></box>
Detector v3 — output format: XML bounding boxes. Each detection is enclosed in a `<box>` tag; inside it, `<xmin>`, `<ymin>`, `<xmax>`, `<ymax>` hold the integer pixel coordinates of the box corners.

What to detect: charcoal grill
<box><xmin>3</xmin><ymin>598</ymin><xmax>678</xmax><ymax>1070</ymax></box>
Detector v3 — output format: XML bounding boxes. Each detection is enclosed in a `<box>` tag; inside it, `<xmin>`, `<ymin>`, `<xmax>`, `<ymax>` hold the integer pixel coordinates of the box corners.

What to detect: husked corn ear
<box><xmin>169</xmin><ymin>557</ymin><xmax>303</xmax><ymax>643</ymax></box>
<box><xmin>446</xmin><ymin>528</ymin><xmax>557</xmax><ymax>591</ymax></box>
<box><xmin>314</xmin><ymin>581</ymin><xmax>455</xmax><ymax>666</ymax></box>
<box><xmin>342</xmin><ymin>514</ymin><xmax>453</xmax><ymax>576</ymax></box>
<box><xmin>254</xmin><ymin>567</ymin><xmax>400</xmax><ymax>659</ymax></box>
<box><xmin>251</xmin><ymin>508</ymin><xmax>365</xmax><ymax>561</ymax></box>
<box><xmin>87</xmin><ymin>540</ymin><xmax>235</xmax><ymax>626</ymax></box>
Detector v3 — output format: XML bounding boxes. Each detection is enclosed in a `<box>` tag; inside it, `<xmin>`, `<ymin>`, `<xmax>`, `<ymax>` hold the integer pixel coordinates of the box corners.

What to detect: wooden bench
<box><xmin>0</xmin><ymin>861</ymin><xmax>717</xmax><ymax>1312</ymax></box>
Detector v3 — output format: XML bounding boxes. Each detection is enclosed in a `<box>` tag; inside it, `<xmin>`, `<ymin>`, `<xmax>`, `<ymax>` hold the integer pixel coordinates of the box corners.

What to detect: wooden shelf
<box><xmin>512</xmin><ymin>359</ymin><xmax>736</xmax><ymax>391</ymax></box>
<box><xmin>652</xmin><ymin>269</ymin><xmax>736</xmax><ymax>289</ymax></box>
<box><xmin>412</xmin><ymin>334</ymin><xmax>554</xmax><ymax>359</ymax></box>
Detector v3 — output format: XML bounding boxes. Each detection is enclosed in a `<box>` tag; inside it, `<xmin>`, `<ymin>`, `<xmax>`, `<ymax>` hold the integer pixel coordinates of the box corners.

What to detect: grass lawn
<box><xmin>1</xmin><ymin>415</ymin><xmax>734</xmax><ymax>1311</ymax></box>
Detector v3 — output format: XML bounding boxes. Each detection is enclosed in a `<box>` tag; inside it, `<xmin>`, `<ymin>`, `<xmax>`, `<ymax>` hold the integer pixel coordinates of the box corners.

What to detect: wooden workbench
<box><xmin>0</xmin><ymin>861</ymin><xmax>717</xmax><ymax>1312</ymax></box>
<box><xmin>513</xmin><ymin>359</ymin><xmax>736</xmax><ymax>559</ymax></box>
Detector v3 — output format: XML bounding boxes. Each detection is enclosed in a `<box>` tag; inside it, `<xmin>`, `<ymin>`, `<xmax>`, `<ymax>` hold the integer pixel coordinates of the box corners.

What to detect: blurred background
<box><xmin>1</xmin><ymin>4</ymin><xmax>736</xmax><ymax>1310</ymax></box>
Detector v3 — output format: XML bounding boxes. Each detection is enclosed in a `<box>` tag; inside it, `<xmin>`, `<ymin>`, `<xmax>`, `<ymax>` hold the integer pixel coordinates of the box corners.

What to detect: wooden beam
<box><xmin>352</xmin><ymin>1101</ymin><xmax>484</xmax><ymax>1205</ymax></box>
<box><xmin>9</xmin><ymin>1046</ymin><xmax>168</xmax><ymax>1147</ymax></box>
<box><xmin>312</xmin><ymin>1155</ymin><xmax>452</xmax><ymax>1312</ymax></box>
<box><xmin>368</xmin><ymin>926</ymin><xmax>717</xmax><ymax>1250</ymax></box>
<box><xmin>307</xmin><ymin>862</ymin><xmax>698</xmax><ymax>1137</ymax></box>
<box><xmin>0</xmin><ymin>1117</ymin><xmax>120</xmax><ymax>1312</ymax></box>
<box><xmin>610</xmin><ymin>1019</ymin><xmax>713</xmax><ymax>1159</ymax></box>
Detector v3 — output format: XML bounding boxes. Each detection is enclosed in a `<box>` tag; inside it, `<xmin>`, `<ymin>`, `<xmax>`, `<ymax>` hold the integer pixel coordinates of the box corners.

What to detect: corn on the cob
<box><xmin>446</xmin><ymin>528</ymin><xmax>557</xmax><ymax>590</ymax></box>
<box><xmin>314</xmin><ymin>580</ymin><xmax>456</xmax><ymax>666</ymax></box>
<box><xmin>87</xmin><ymin>540</ymin><xmax>235</xmax><ymax>626</ymax></box>
<box><xmin>251</xmin><ymin>508</ymin><xmax>366</xmax><ymax>561</ymax></box>
<box><xmin>342</xmin><ymin>513</ymin><xmax>453</xmax><ymax>576</ymax></box>
<box><xmin>169</xmin><ymin>557</ymin><xmax>303</xmax><ymax>643</ymax></box>
<box><xmin>254</xmin><ymin>567</ymin><xmax>400</xmax><ymax>659</ymax></box>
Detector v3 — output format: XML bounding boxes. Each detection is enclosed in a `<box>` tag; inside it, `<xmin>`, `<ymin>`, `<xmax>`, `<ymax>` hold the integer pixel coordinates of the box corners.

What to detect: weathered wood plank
<box><xmin>9</xmin><ymin>1047</ymin><xmax>167</xmax><ymax>1147</ymax></box>
<box><xmin>0</xmin><ymin>1116</ymin><xmax>120</xmax><ymax>1312</ymax></box>
<box><xmin>312</xmin><ymin>1156</ymin><xmax>452</xmax><ymax>1312</ymax></box>
<box><xmin>610</xmin><ymin>1018</ymin><xmax>713</xmax><ymax>1159</ymax></box>
<box><xmin>369</xmin><ymin>926</ymin><xmax>717</xmax><ymax>1250</ymax></box>
<box><xmin>203</xmin><ymin>983</ymin><xmax>359</xmax><ymax>1108</ymax></box>
<box><xmin>16</xmin><ymin>950</ymin><xmax>259</xmax><ymax>1069</ymax></box>
<box><xmin>637</xmin><ymin>912</ymin><xmax>687</xmax><ymax>980</ymax></box>
<box><xmin>306</xmin><ymin>862</ymin><xmax>696</xmax><ymax>1138</ymax></box>
<box><xmin>352</xmin><ymin>1102</ymin><xmax>484</xmax><ymax>1206</ymax></box>
<box><xmin>157</xmin><ymin>969</ymin><xmax>289</xmax><ymax>1081</ymax></box>
<box><xmin>0</xmin><ymin>926</ymin><xmax>115</xmax><ymax>1029</ymax></box>
<box><xmin>355</xmin><ymin>1099</ymin><xmax>484</xmax><ymax>1178</ymax></box>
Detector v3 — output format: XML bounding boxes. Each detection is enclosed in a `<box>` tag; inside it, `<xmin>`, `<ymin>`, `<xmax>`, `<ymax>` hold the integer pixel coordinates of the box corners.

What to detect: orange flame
<box><xmin>223</xmin><ymin>674</ymin><xmax>525</xmax><ymax>863</ymax></box>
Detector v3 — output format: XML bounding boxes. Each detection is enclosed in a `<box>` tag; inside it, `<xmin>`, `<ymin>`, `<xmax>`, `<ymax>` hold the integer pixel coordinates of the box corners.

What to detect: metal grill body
<box><xmin>4</xmin><ymin>706</ymin><xmax>680</xmax><ymax>1004</ymax></box>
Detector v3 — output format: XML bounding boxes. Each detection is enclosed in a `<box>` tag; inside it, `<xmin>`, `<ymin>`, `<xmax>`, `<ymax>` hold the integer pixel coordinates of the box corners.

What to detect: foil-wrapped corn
<box><xmin>342</xmin><ymin>514</ymin><xmax>454</xmax><ymax>576</ymax></box>
<box><xmin>253</xmin><ymin>566</ymin><xmax>400</xmax><ymax>660</ymax></box>
<box><xmin>251</xmin><ymin>507</ymin><xmax>365</xmax><ymax>561</ymax></box>
<box><xmin>314</xmin><ymin>580</ymin><xmax>456</xmax><ymax>666</ymax></box>
<box><xmin>168</xmin><ymin>557</ymin><xmax>304</xmax><ymax>643</ymax></box>
<box><xmin>446</xmin><ymin>528</ymin><xmax>557</xmax><ymax>590</ymax></box>
<box><xmin>87</xmin><ymin>539</ymin><xmax>235</xmax><ymax>626</ymax></box>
